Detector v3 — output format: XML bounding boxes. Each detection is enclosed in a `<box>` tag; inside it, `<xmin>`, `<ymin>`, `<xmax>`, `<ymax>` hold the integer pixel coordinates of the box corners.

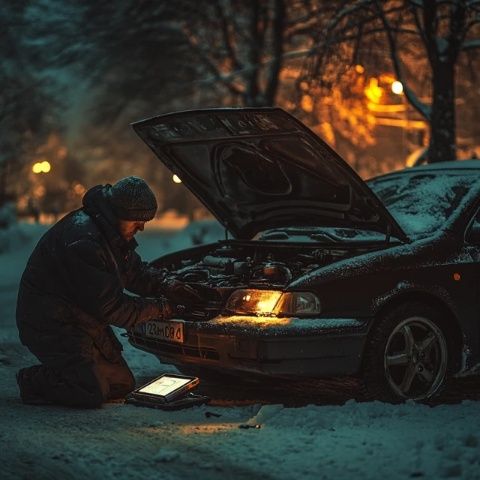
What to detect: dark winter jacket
<box><xmin>16</xmin><ymin>185</ymin><xmax>167</xmax><ymax>363</ymax></box>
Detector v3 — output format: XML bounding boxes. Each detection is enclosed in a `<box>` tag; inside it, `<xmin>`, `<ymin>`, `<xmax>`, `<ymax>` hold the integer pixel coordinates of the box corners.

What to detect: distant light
<box><xmin>33</xmin><ymin>185</ymin><xmax>46</xmax><ymax>197</ymax></box>
<box><xmin>391</xmin><ymin>81</ymin><xmax>404</xmax><ymax>95</ymax></box>
<box><xmin>32</xmin><ymin>161</ymin><xmax>51</xmax><ymax>174</ymax></box>
<box><xmin>355</xmin><ymin>64</ymin><xmax>364</xmax><ymax>74</ymax></box>
<box><xmin>299</xmin><ymin>81</ymin><xmax>309</xmax><ymax>92</ymax></box>
<box><xmin>73</xmin><ymin>183</ymin><xmax>86</xmax><ymax>195</ymax></box>
<box><xmin>58</xmin><ymin>146</ymin><xmax>68</xmax><ymax>159</ymax></box>
<box><xmin>364</xmin><ymin>78</ymin><xmax>383</xmax><ymax>104</ymax></box>
<box><xmin>300</xmin><ymin>94</ymin><xmax>314</xmax><ymax>113</ymax></box>
<box><xmin>172</xmin><ymin>174</ymin><xmax>182</xmax><ymax>184</ymax></box>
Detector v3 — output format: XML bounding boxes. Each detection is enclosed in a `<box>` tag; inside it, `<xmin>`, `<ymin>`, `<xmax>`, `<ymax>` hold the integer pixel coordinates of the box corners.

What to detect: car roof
<box><xmin>368</xmin><ymin>158</ymin><xmax>480</xmax><ymax>182</ymax></box>
<box><xmin>408</xmin><ymin>159</ymin><xmax>480</xmax><ymax>171</ymax></box>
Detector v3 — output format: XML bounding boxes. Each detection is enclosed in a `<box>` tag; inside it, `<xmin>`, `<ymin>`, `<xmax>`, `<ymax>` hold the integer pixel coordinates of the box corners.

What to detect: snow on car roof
<box><xmin>368</xmin><ymin>159</ymin><xmax>480</xmax><ymax>181</ymax></box>
<box><xmin>368</xmin><ymin>163</ymin><xmax>480</xmax><ymax>237</ymax></box>
<box><xmin>409</xmin><ymin>159</ymin><xmax>480</xmax><ymax>171</ymax></box>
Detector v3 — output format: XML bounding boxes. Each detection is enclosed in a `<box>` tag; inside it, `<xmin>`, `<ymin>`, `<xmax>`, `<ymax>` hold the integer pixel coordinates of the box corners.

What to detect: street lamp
<box><xmin>32</xmin><ymin>161</ymin><xmax>51</xmax><ymax>174</ymax></box>
<box><xmin>391</xmin><ymin>81</ymin><xmax>404</xmax><ymax>95</ymax></box>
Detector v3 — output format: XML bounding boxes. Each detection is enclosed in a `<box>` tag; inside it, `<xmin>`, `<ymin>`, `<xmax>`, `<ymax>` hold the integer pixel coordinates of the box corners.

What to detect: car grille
<box><xmin>130</xmin><ymin>334</ymin><xmax>220</xmax><ymax>360</ymax></box>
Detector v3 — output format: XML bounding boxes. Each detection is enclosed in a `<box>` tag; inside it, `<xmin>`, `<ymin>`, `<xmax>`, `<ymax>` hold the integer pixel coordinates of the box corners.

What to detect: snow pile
<box><xmin>0</xmin><ymin>223</ymin><xmax>49</xmax><ymax>285</ymax></box>
<box><xmin>0</xmin><ymin>203</ymin><xmax>24</xmax><ymax>253</ymax></box>
<box><xmin>231</xmin><ymin>400</ymin><xmax>480</xmax><ymax>479</ymax></box>
<box><xmin>0</xmin><ymin>202</ymin><xmax>16</xmax><ymax>228</ymax></box>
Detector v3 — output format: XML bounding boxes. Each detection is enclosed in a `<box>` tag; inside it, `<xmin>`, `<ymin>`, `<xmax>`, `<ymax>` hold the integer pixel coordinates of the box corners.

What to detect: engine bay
<box><xmin>152</xmin><ymin>240</ymin><xmax>382</xmax><ymax>320</ymax></box>
<box><xmin>163</xmin><ymin>242</ymin><xmax>358</xmax><ymax>288</ymax></box>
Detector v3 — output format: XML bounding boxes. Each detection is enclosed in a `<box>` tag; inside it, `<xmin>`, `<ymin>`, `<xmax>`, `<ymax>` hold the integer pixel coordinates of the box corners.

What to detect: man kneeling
<box><xmin>16</xmin><ymin>176</ymin><xmax>192</xmax><ymax>408</ymax></box>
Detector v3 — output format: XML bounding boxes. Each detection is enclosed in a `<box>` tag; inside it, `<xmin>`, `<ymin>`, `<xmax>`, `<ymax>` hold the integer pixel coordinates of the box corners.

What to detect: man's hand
<box><xmin>161</xmin><ymin>299</ymin><xmax>175</xmax><ymax>319</ymax></box>
<box><xmin>164</xmin><ymin>279</ymin><xmax>203</xmax><ymax>306</ymax></box>
<box><xmin>129</xmin><ymin>298</ymin><xmax>176</xmax><ymax>333</ymax></box>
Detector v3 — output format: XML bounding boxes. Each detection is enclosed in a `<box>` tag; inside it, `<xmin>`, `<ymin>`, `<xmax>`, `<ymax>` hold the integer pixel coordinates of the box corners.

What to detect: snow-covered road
<box><xmin>1</xmin><ymin>223</ymin><xmax>480</xmax><ymax>480</ymax></box>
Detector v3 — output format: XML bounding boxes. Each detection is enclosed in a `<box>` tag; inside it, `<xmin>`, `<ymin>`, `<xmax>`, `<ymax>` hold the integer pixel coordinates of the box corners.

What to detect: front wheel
<box><xmin>363</xmin><ymin>303</ymin><xmax>450</xmax><ymax>402</ymax></box>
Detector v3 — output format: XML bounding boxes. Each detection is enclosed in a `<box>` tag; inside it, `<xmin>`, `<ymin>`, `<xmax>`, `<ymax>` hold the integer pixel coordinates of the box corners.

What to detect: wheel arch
<box><xmin>369</xmin><ymin>290</ymin><xmax>464</xmax><ymax>372</ymax></box>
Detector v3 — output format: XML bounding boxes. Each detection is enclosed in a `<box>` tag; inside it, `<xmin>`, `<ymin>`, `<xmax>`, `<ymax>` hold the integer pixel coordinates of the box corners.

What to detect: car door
<box><xmin>462</xmin><ymin>206</ymin><xmax>480</xmax><ymax>357</ymax></box>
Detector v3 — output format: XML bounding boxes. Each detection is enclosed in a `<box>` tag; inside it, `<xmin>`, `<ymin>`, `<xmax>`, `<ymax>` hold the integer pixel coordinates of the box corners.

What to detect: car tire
<box><xmin>362</xmin><ymin>302</ymin><xmax>451</xmax><ymax>402</ymax></box>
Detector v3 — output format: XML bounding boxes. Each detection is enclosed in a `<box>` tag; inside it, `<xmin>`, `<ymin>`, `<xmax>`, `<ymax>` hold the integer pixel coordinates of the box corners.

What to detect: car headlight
<box><xmin>275</xmin><ymin>291</ymin><xmax>322</xmax><ymax>315</ymax></box>
<box><xmin>225</xmin><ymin>289</ymin><xmax>321</xmax><ymax>316</ymax></box>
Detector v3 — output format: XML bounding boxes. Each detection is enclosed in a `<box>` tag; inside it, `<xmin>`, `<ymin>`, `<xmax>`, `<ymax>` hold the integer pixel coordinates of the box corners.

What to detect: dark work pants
<box><xmin>20</xmin><ymin>346</ymin><xmax>135</xmax><ymax>408</ymax></box>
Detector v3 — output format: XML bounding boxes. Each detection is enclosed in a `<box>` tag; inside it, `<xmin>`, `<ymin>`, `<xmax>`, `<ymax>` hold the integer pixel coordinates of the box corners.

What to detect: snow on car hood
<box><xmin>132</xmin><ymin>108</ymin><xmax>407</xmax><ymax>241</ymax></box>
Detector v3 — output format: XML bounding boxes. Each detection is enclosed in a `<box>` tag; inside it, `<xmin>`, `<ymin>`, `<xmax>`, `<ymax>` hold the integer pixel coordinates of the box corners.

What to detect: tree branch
<box><xmin>448</xmin><ymin>1</ymin><xmax>467</xmax><ymax>62</ymax></box>
<box><xmin>186</xmin><ymin>36</ymin><xmax>244</xmax><ymax>96</ymax></box>
<box><xmin>374</xmin><ymin>0</ymin><xmax>431</xmax><ymax>120</ymax></box>
<box><xmin>407</xmin><ymin>0</ymin><xmax>429</xmax><ymax>46</ymax></box>
<box><xmin>462</xmin><ymin>38</ymin><xmax>480</xmax><ymax>49</ymax></box>
<box><xmin>214</xmin><ymin>0</ymin><xmax>242</xmax><ymax>71</ymax></box>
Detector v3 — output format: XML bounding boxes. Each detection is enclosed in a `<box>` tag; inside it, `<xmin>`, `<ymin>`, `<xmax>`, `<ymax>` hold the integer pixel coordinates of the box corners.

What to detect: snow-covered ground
<box><xmin>1</xmin><ymin>222</ymin><xmax>480</xmax><ymax>480</ymax></box>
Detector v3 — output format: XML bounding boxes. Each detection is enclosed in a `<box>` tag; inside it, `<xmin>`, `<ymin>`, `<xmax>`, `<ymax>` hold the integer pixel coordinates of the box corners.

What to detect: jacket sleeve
<box><xmin>124</xmin><ymin>251</ymin><xmax>170</xmax><ymax>297</ymax></box>
<box><xmin>64</xmin><ymin>239</ymin><xmax>166</xmax><ymax>330</ymax></box>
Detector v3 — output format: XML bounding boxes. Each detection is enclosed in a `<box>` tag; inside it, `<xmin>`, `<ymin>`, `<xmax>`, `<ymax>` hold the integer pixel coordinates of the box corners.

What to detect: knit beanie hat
<box><xmin>108</xmin><ymin>176</ymin><xmax>157</xmax><ymax>221</ymax></box>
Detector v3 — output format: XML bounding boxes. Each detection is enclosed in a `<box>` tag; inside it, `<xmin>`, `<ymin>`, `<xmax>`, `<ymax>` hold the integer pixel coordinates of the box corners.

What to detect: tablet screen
<box><xmin>138</xmin><ymin>376</ymin><xmax>192</xmax><ymax>396</ymax></box>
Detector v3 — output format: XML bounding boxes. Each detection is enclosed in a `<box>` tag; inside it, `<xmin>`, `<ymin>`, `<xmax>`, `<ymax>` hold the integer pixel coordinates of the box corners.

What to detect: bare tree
<box><xmin>0</xmin><ymin>1</ymin><xmax>52</xmax><ymax>207</ymax></box>
<box><xmin>181</xmin><ymin>0</ymin><xmax>329</xmax><ymax>107</ymax></box>
<box><xmin>28</xmin><ymin>0</ymin><xmax>199</xmax><ymax>121</ymax></box>
<box><xmin>306</xmin><ymin>0</ymin><xmax>480</xmax><ymax>163</ymax></box>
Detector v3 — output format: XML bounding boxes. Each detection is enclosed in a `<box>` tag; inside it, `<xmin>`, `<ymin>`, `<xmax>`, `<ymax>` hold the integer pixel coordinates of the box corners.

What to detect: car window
<box><xmin>465</xmin><ymin>207</ymin><xmax>480</xmax><ymax>244</ymax></box>
<box><xmin>368</xmin><ymin>173</ymin><xmax>478</xmax><ymax>236</ymax></box>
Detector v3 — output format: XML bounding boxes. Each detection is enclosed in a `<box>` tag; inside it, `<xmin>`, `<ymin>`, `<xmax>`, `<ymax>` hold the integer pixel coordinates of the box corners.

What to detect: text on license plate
<box><xmin>144</xmin><ymin>320</ymin><xmax>184</xmax><ymax>343</ymax></box>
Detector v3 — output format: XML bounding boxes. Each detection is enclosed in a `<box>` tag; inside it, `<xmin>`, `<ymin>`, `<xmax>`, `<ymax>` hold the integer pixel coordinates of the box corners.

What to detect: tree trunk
<box><xmin>244</xmin><ymin>0</ymin><xmax>262</xmax><ymax>107</ymax></box>
<box><xmin>264</xmin><ymin>0</ymin><xmax>286</xmax><ymax>106</ymax></box>
<box><xmin>428</xmin><ymin>60</ymin><xmax>456</xmax><ymax>163</ymax></box>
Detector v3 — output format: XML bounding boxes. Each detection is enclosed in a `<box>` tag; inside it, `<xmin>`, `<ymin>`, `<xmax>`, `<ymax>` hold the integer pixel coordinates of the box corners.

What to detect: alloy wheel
<box><xmin>383</xmin><ymin>316</ymin><xmax>448</xmax><ymax>400</ymax></box>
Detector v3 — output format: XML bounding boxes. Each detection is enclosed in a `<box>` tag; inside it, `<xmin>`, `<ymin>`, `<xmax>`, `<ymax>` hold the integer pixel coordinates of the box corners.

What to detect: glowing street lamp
<box><xmin>391</xmin><ymin>81</ymin><xmax>404</xmax><ymax>95</ymax></box>
<box><xmin>32</xmin><ymin>161</ymin><xmax>51</xmax><ymax>174</ymax></box>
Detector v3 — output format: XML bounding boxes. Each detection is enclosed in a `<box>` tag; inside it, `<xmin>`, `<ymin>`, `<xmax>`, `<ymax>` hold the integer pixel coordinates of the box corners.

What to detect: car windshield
<box><xmin>368</xmin><ymin>172</ymin><xmax>479</xmax><ymax>236</ymax></box>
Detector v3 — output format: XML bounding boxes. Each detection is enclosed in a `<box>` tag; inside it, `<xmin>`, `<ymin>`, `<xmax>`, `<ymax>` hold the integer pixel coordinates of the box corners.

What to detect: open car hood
<box><xmin>132</xmin><ymin>108</ymin><xmax>408</xmax><ymax>242</ymax></box>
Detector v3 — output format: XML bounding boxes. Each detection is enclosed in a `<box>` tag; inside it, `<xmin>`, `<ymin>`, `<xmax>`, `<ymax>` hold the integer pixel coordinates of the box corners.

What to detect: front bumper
<box><xmin>128</xmin><ymin>315</ymin><xmax>370</xmax><ymax>377</ymax></box>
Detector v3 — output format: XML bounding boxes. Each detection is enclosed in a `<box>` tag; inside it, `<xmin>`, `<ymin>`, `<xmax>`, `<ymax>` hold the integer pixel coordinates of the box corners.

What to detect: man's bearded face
<box><xmin>118</xmin><ymin>220</ymin><xmax>146</xmax><ymax>241</ymax></box>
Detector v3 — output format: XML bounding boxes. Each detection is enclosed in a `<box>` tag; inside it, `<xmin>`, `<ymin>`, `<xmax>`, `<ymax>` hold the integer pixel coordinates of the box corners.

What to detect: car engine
<box><xmin>152</xmin><ymin>240</ymin><xmax>377</xmax><ymax>320</ymax></box>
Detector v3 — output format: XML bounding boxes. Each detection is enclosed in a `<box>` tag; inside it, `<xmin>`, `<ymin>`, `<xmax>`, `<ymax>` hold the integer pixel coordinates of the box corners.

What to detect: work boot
<box><xmin>16</xmin><ymin>367</ymin><xmax>53</xmax><ymax>406</ymax></box>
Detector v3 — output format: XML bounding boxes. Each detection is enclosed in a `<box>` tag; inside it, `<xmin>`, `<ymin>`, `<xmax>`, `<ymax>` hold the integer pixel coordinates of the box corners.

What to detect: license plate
<box><xmin>144</xmin><ymin>320</ymin><xmax>184</xmax><ymax>343</ymax></box>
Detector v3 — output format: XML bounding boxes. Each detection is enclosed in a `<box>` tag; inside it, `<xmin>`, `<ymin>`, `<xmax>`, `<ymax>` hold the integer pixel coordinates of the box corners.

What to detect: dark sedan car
<box><xmin>128</xmin><ymin>107</ymin><xmax>480</xmax><ymax>402</ymax></box>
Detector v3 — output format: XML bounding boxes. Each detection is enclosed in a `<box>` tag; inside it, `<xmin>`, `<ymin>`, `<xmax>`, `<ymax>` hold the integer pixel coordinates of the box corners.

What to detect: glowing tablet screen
<box><xmin>138</xmin><ymin>376</ymin><xmax>192</xmax><ymax>396</ymax></box>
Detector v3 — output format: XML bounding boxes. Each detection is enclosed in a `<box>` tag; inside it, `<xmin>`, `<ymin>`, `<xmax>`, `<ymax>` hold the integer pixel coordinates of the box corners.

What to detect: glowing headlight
<box><xmin>226</xmin><ymin>290</ymin><xmax>282</xmax><ymax>315</ymax></box>
<box><xmin>225</xmin><ymin>289</ymin><xmax>321</xmax><ymax>316</ymax></box>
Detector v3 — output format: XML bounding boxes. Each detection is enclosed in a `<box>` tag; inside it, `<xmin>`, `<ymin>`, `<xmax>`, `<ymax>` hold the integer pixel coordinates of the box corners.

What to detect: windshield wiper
<box><xmin>261</xmin><ymin>230</ymin><xmax>290</xmax><ymax>240</ymax></box>
<box><xmin>309</xmin><ymin>232</ymin><xmax>340</xmax><ymax>243</ymax></box>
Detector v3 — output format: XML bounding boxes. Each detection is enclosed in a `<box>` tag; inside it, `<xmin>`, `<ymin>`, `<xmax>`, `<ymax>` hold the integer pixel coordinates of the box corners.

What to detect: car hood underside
<box><xmin>133</xmin><ymin>108</ymin><xmax>407</xmax><ymax>242</ymax></box>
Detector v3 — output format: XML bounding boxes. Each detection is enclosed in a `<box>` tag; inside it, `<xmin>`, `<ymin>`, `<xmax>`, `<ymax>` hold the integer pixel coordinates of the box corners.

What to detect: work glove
<box><xmin>163</xmin><ymin>279</ymin><xmax>204</xmax><ymax>306</ymax></box>
<box><xmin>153</xmin><ymin>297</ymin><xmax>175</xmax><ymax>320</ymax></box>
<box><xmin>128</xmin><ymin>298</ymin><xmax>174</xmax><ymax>334</ymax></box>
